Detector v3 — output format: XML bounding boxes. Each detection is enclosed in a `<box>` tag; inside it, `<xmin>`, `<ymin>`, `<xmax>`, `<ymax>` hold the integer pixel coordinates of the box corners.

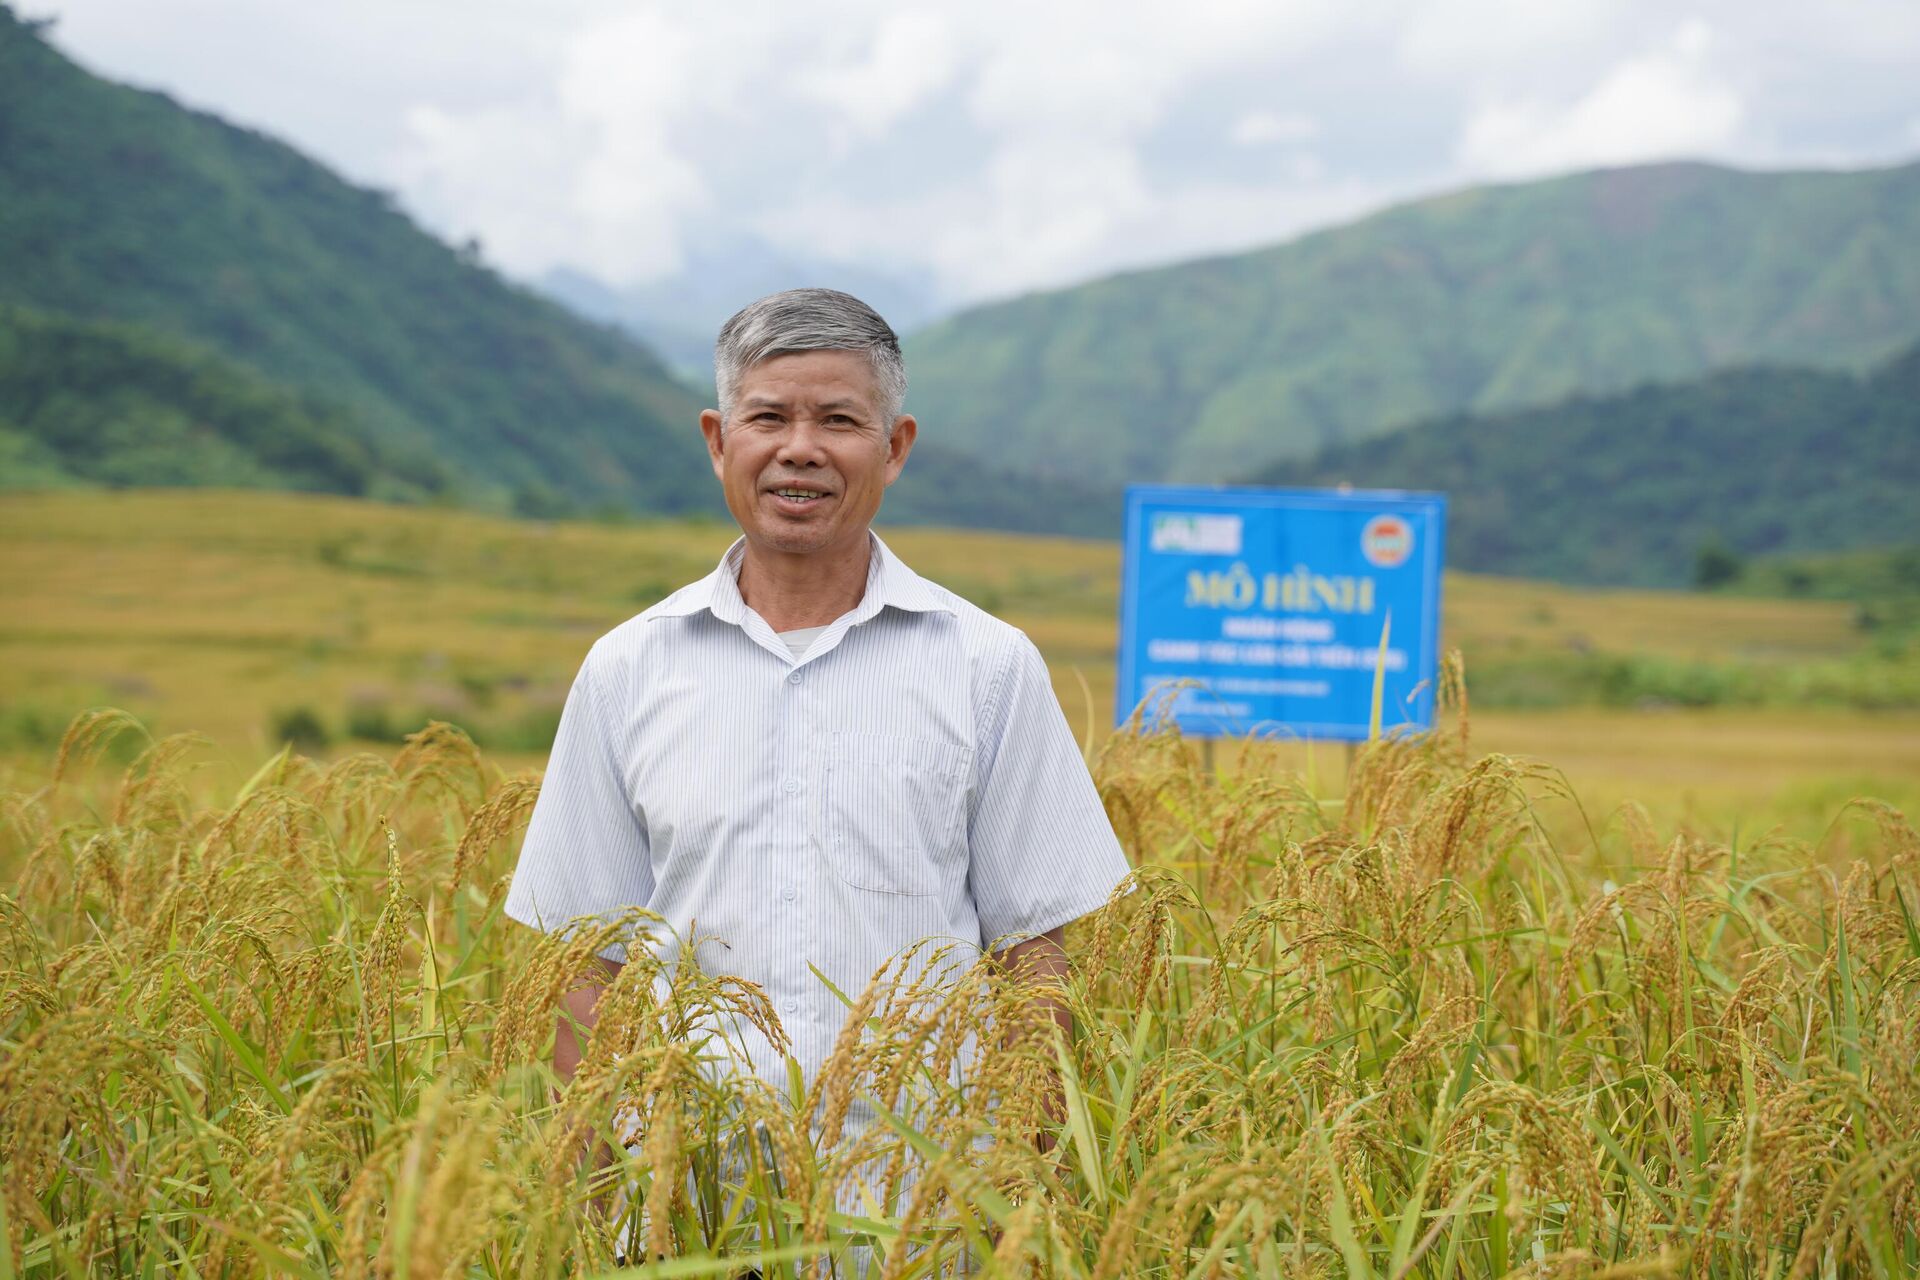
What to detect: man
<box><xmin>503</xmin><ymin>287</ymin><xmax>1129</xmax><ymax>1179</ymax></box>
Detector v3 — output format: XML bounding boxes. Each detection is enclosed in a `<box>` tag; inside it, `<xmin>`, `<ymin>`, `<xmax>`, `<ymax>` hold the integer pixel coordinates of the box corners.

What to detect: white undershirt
<box><xmin>776</xmin><ymin>625</ymin><xmax>829</xmax><ymax>660</ymax></box>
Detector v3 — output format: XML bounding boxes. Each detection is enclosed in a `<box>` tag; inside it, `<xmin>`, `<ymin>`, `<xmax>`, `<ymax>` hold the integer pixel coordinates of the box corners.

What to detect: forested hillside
<box><xmin>9</xmin><ymin>5</ymin><xmax>1913</xmax><ymax>559</ymax></box>
<box><xmin>1250</xmin><ymin>342</ymin><xmax>1920</xmax><ymax>586</ymax></box>
<box><xmin>0</xmin><ymin>302</ymin><xmax>1115</xmax><ymax>533</ymax></box>
<box><xmin>0</xmin><ymin>9</ymin><xmax>1118</xmax><ymax>532</ymax></box>
<box><xmin>0</xmin><ymin>305</ymin><xmax>455</xmax><ymax>497</ymax></box>
<box><xmin>0</xmin><ymin>8</ymin><xmax>715</xmax><ymax>514</ymax></box>
<box><xmin>906</xmin><ymin>160</ymin><xmax>1920</xmax><ymax>487</ymax></box>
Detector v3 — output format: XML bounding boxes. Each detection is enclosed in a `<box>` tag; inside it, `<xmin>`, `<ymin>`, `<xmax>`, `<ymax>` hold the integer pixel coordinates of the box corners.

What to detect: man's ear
<box><xmin>699</xmin><ymin>409</ymin><xmax>726</xmax><ymax>481</ymax></box>
<box><xmin>883</xmin><ymin>415</ymin><xmax>917</xmax><ymax>486</ymax></box>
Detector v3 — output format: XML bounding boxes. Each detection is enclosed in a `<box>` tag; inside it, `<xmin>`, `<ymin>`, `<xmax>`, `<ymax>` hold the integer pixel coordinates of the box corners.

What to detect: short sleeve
<box><xmin>503</xmin><ymin>645</ymin><xmax>655</xmax><ymax>964</ymax></box>
<box><xmin>966</xmin><ymin>633</ymin><xmax>1131</xmax><ymax>947</ymax></box>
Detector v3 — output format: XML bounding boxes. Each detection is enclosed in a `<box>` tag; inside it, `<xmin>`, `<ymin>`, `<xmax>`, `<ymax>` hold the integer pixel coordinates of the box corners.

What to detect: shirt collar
<box><xmin>649</xmin><ymin>530</ymin><xmax>953</xmax><ymax>625</ymax></box>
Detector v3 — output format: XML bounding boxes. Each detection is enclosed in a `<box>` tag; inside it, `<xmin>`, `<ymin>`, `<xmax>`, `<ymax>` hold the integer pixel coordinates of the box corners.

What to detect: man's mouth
<box><xmin>767</xmin><ymin>485</ymin><xmax>832</xmax><ymax>510</ymax></box>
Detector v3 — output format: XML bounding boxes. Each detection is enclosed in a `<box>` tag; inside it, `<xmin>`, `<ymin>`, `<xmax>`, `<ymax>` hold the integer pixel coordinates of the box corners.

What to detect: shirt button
<box><xmin>784</xmin><ymin>998</ymin><xmax>798</xmax><ymax>1013</ymax></box>
<box><xmin>787</xmin><ymin>670</ymin><xmax>802</xmax><ymax>684</ymax></box>
<box><xmin>783</xmin><ymin>886</ymin><xmax>797</xmax><ymax>902</ymax></box>
<box><xmin>782</xmin><ymin>778</ymin><xmax>801</xmax><ymax>794</ymax></box>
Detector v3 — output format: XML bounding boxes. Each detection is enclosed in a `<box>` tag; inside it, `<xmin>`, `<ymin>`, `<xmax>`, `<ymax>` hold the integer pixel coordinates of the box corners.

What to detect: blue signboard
<box><xmin>1116</xmin><ymin>485</ymin><xmax>1447</xmax><ymax>741</ymax></box>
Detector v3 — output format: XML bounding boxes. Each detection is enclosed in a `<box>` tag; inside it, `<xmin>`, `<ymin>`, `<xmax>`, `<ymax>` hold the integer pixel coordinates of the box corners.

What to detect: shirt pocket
<box><xmin>822</xmin><ymin>730</ymin><xmax>972</xmax><ymax>896</ymax></box>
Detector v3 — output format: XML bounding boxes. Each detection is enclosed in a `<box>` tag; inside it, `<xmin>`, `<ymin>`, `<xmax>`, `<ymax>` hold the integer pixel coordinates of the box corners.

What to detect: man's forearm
<box><xmin>555</xmin><ymin>956</ymin><xmax>624</xmax><ymax>1214</ymax></box>
<box><xmin>555</xmin><ymin>955</ymin><xmax>623</xmax><ymax>1093</ymax></box>
<box><xmin>992</xmin><ymin>926</ymin><xmax>1072</xmax><ymax>1017</ymax></box>
<box><xmin>991</xmin><ymin>925</ymin><xmax>1072</xmax><ymax>1149</ymax></box>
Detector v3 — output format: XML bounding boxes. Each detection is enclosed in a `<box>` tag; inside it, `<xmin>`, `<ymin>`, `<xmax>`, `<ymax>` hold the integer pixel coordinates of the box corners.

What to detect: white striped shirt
<box><xmin>503</xmin><ymin>531</ymin><xmax>1130</xmax><ymax>1091</ymax></box>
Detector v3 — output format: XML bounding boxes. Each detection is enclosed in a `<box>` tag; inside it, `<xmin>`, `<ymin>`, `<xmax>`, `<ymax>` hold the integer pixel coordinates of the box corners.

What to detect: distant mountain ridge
<box><xmin>0</xmin><ymin>299</ymin><xmax>1117</xmax><ymax>533</ymax></box>
<box><xmin>541</xmin><ymin>238</ymin><xmax>949</xmax><ymax>382</ymax></box>
<box><xmin>0</xmin><ymin>8</ymin><xmax>1106</xmax><ymax>532</ymax></box>
<box><xmin>904</xmin><ymin>159</ymin><xmax>1920</xmax><ymax>488</ymax></box>
<box><xmin>1</xmin><ymin>6</ymin><xmax>716</xmax><ymax>515</ymax></box>
<box><xmin>0</xmin><ymin>303</ymin><xmax>454</xmax><ymax>497</ymax></box>
<box><xmin>7</xmin><ymin>3</ymin><xmax>1915</xmax><ymax>572</ymax></box>
<box><xmin>1248</xmin><ymin>340</ymin><xmax>1920</xmax><ymax>587</ymax></box>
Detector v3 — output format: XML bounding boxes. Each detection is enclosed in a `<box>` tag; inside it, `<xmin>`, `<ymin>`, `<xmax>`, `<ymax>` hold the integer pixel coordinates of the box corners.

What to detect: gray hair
<box><xmin>714</xmin><ymin>288</ymin><xmax>908</xmax><ymax>433</ymax></box>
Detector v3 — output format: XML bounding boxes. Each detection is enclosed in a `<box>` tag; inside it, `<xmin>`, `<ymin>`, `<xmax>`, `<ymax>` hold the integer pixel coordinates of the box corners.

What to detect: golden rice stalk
<box><xmin>447</xmin><ymin>771</ymin><xmax>541</xmax><ymax>895</ymax></box>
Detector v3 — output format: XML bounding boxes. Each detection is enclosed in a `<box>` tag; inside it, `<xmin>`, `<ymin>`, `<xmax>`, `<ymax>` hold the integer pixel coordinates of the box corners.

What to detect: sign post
<box><xmin>1115</xmin><ymin>485</ymin><xmax>1447</xmax><ymax>742</ymax></box>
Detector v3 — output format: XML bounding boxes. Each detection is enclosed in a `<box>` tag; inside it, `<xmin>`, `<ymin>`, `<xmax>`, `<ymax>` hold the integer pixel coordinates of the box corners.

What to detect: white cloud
<box><xmin>1457</xmin><ymin>20</ymin><xmax>1744</xmax><ymax>178</ymax></box>
<box><xmin>378</xmin><ymin>0</ymin><xmax>1361</xmax><ymax>299</ymax></box>
<box><xmin>37</xmin><ymin>0</ymin><xmax>1920</xmax><ymax>308</ymax></box>
<box><xmin>793</xmin><ymin>12</ymin><xmax>960</xmax><ymax>139</ymax></box>
<box><xmin>1231</xmin><ymin>110</ymin><xmax>1320</xmax><ymax>146</ymax></box>
<box><xmin>742</xmin><ymin>143</ymin><xmax>1155</xmax><ymax>301</ymax></box>
<box><xmin>391</xmin><ymin>8</ymin><xmax>716</xmax><ymax>285</ymax></box>
<box><xmin>1396</xmin><ymin>0</ymin><xmax>1618</xmax><ymax>78</ymax></box>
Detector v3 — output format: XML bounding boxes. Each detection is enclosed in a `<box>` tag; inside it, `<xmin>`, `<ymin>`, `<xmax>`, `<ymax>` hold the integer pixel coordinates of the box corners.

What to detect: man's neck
<box><xmin>735</xmin><ymin>534</ymin><xmax>873</xmax><ymax>632</ymax></box>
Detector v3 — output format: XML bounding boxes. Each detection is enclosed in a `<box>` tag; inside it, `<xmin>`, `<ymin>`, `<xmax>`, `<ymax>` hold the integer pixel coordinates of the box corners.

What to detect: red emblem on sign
<box><xmin>1362</xmin><ymin>514</ymin><xmax>1413</xmax><ymax>568</ymax></box>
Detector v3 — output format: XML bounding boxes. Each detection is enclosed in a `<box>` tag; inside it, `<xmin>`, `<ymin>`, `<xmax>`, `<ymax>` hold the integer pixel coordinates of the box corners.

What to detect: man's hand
<box><xmin>555</xmin><ymin>954</ymin><xmax>623</xmax><ymax>1096</ymax></box>
<box><xmin>556</xmin><ymin>955</ymin><xmax>624</xmax><ymax>1215</ymax></box>
<box><xmin>989</xmin><ymin>925</ymin><xmax>1071</xmax><ymax>1152</ymax></box>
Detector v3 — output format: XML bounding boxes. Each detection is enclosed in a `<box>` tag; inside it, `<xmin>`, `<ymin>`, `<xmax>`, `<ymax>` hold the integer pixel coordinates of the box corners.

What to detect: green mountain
<box><xmin>0</xmin><ymin>9</ymin><xmax>1115</xmax><ymax>534</ymax></box>
<box><xmin>19</xmin><ymin>3</ymin><xmax>1906</xmax><ymax>564</ymax></box>
<box><xmin>905</xmin><ymin>160</ymin><xmax>1920</xmax><ymax>488</ymax></box>
<box><xmin>1248</xmin><ymin>342</ymin><xmax>1920</xmax><ymax>587</ymax></box>
<box><xmin>0</xmin><ymin>303</ymin><xmax>456</xmax><ymax>496</ymax></box>
<box><xmin>0</xmin><ymin>7</ymin><xmax>716</xmax><ymax>515</ymax></box>
<box><xmin>0</xmin><ymin>295</ymin><xmax>1117</xmax><ymax>531</ymax></box>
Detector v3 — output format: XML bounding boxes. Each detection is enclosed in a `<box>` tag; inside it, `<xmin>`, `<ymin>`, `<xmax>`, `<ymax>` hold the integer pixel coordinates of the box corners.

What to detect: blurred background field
<box><xmin>5</xmin><ymin>488</ymin><xmax>1915</xmax><ymax>842</ymax></box>
<box><xmin>2</xmin><ymin>1</ymin><xmax>1918</xmax><ymax>854</ymax></box>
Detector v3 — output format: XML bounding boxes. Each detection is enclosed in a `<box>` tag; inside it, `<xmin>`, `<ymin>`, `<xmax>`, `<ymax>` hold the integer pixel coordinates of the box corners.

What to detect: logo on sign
<box><xmin>1361</xmin><ymin>514</ymin><xmax>1413</xmax><ymax>568</ymax></box>
<box><xmin>1151</xmin><ymin>513</ymin><xmax>1243</xmax><ymax>555</ymax></box>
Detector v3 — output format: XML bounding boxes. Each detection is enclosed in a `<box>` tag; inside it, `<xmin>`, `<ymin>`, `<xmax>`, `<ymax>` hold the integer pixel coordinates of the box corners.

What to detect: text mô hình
<box><xmin>1185</xmin><ymin>563</ymin><xmax>1377</xmax><ymax>614</ymax></box>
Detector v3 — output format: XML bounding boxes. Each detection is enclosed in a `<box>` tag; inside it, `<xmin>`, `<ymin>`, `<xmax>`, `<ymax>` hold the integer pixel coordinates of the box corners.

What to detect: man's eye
<box><xmin>825</xmin><ymin>415</ymin><xmax>855</xmax><ymax>426</ymax></box>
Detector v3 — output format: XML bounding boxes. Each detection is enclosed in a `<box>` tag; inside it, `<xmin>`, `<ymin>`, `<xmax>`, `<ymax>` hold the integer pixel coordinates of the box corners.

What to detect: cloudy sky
<box><xmin>38</xmin><ymin>0</ymin><xmax>1920</xmax><ymax>306</ymax></box>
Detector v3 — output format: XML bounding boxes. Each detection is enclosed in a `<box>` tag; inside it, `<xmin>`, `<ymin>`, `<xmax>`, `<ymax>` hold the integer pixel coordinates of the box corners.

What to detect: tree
<box><xmin>1693</xmin><ymin>536</ymin><xmax>1745</xmax><ymax>590</ymax></box>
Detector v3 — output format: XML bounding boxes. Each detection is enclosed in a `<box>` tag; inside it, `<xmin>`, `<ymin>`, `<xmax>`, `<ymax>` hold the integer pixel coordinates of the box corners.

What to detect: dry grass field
<box><xmin>3</xmin><ymin>489</ymin><xmax>1915</xmax><ymax>838</ymax></box>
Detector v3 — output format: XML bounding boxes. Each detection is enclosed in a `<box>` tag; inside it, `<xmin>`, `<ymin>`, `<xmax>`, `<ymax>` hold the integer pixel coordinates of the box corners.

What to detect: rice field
<box><xmin>4</xmin><ymin>489</ymin><xmax>1917</xmax><ymax>840</ymax></box>
<box><xmin>3</xmin><ymin>685</ymin><xmax>1916</xmax><ymax>1277</ymax></box>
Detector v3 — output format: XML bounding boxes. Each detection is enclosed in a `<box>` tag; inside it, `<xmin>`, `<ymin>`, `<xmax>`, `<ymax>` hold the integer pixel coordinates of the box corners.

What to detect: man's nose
<box><xmin>775</xmin><ymin>419</ymin><xmax>829</xmax><ymax>466</ymax></box>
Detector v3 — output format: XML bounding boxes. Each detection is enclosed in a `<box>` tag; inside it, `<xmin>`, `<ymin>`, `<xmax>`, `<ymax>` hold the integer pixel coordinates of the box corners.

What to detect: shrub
<box><xmin>267</xmin><ymin>704</ymin><xmax>330</xmax><ymax>750</ymax></box>
<box><xmin>475</xmin><ymin>704</ymin><xmax>564</xmax><ymax>754</ymax></box>
<box><xmin>344</xmin><ymin>700</ymin><xmax>399</xmax><ymax>743</ymax></box>
<box><xmin>1693</xmin><ymin>536</ymin><xmax>1745</xmax><ymax>590</ymax></box>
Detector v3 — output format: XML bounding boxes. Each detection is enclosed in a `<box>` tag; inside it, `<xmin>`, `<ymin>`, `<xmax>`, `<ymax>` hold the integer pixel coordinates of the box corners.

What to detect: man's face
<box><xmin>700</xmin><ymin>349</ymin><xmax>916</xmax><ymax>560</ymax></box>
